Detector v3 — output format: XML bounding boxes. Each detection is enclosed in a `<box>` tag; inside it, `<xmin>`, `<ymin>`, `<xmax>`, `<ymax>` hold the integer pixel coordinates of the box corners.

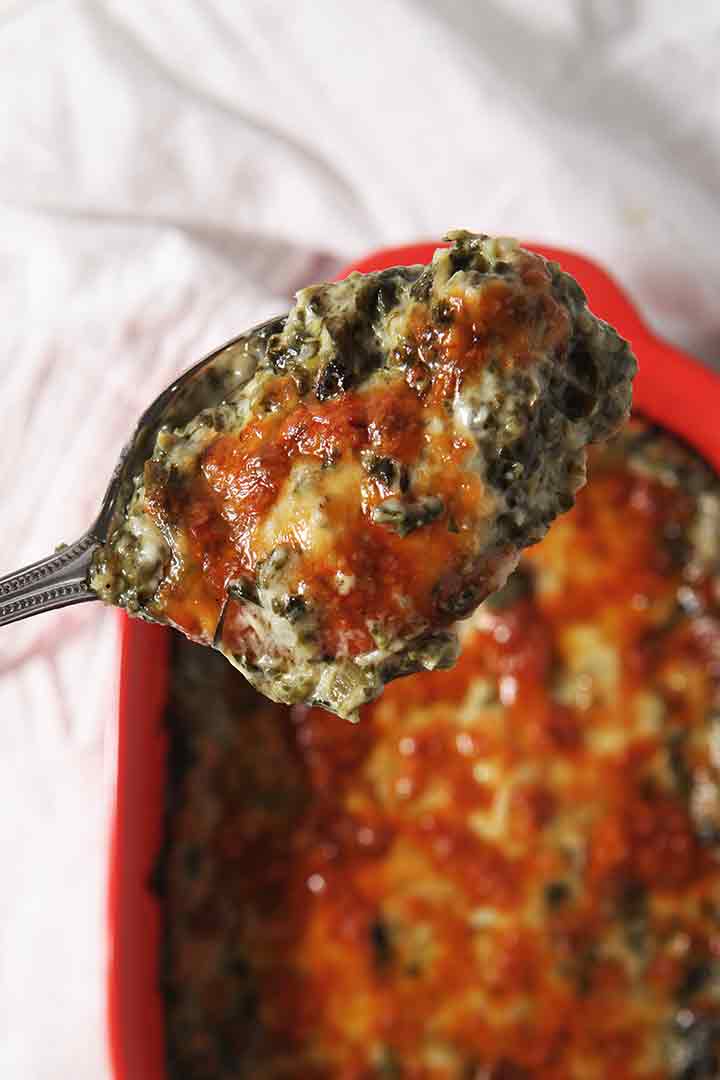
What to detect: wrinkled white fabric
<box><xmin>1</xmin><ymin>1</ymin><xmax>719</xmax><ymax>1075</ymax></box>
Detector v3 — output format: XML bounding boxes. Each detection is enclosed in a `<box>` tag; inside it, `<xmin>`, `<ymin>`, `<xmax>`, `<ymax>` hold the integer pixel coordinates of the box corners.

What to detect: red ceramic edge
<box><xmin>108</xmin><ymin>618</ymin><xmax>169</xmax><ymax>1080</ymax></box>
<box><xmin>107</xmin><ymin>241</ymin><xmax>720</xmax><ymax>1079</ymax></box>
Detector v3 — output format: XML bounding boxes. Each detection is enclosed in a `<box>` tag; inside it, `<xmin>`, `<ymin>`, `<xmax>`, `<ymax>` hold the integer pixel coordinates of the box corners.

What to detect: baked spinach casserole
<box><xmin>159</xmin><ymin>419</ymin><xmax>720</xmax><ymax>1079</ymax></box>
<box><xmin>91</xmin><ymin>231</ymin><xmax>635</xmax><ymax>718</ymax></box>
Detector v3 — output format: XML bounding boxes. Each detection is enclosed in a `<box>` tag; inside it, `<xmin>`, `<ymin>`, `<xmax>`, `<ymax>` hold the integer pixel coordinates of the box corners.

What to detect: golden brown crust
<box><xmin>161</xmin><ymin>418</ymin><xmax>720</xmax><ymax>1078</ymax></box>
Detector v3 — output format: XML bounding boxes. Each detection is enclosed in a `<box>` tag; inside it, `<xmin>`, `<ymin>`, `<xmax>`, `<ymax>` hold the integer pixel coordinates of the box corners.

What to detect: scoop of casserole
<box><xmin>92</xmin><ymin>231</ymin><xmax>635</xmax><ymax>718</ymax></box>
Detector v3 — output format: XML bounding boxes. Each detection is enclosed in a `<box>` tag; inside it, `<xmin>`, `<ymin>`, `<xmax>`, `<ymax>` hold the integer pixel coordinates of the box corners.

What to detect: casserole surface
<box><xmin>159</xmin><ymin>417</ymin><xmax>720</xmax><ymax>1079</ymax></box>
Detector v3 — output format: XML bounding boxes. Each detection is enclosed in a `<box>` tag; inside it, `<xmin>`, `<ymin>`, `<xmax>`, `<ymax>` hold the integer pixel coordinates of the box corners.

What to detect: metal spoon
<box><xmin>0</xmin><ymin>315</ymin><xmax>285</xmax><ymax>627</ymax></box>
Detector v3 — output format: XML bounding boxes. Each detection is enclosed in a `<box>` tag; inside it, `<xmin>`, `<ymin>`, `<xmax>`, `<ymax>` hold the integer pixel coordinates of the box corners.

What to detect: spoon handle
<box><xmin>0</xmin><ymin>530</ymin><xmax>98</xmax><ymax>626</ymax></box>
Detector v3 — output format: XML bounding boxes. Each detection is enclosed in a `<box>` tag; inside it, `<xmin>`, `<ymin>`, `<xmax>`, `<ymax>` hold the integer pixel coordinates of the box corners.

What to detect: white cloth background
<box><xmin>1</xmin><ymin>1</ymin><xmax>719</xmax><ymax>1075</ymax></box>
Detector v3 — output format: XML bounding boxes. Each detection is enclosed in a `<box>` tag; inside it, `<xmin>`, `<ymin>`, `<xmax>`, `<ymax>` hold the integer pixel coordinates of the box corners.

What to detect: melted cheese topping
<box><xmin>92</xmin><ymin>232</ymin><xmax>635</xmax><ymax>717</ymax></box>
<box><xmin>161</xmin><ymin>419</ymin><xmax>720</xmax><ymax>1079</ymax></box>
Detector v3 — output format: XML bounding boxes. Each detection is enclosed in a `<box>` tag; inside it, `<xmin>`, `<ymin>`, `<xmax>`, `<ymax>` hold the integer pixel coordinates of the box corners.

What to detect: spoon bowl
<box><xmin>0</xmin><ymin>315</ymin><xmax>285</xmax><ymax>626</ymax></box>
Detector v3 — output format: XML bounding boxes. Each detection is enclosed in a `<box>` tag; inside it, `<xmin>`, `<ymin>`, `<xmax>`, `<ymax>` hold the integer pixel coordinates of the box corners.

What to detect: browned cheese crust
<box><xmin>159</xmin><ymin>418</ymin><xmax>720</xmax><ymax>1079</ymax></box>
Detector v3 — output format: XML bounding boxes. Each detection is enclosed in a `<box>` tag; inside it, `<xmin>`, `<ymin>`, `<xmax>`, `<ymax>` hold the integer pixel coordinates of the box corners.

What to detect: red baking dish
<box><xmin>106</xmin><ymin>242</ymin><xmax>720</xmax><ymax>1078</ymax></box>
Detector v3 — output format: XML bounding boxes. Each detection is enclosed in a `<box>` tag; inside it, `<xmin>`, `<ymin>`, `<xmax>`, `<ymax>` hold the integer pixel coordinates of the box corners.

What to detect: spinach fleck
<box><xmin>371</xmin><ymin>495</ymin><xmax>444</xmax><ymax>537</ymax></box>
<box><xmin>369</xmin><ymin>916</ymin><xmax>394</xmax><ymax>970</ymax></box>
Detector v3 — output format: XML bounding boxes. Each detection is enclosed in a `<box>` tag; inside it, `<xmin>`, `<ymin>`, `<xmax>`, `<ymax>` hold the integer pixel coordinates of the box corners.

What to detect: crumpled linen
<box><xmin>1</xmin><ymin>1</ymin><xmax>719</xmax><ymax>1075</ymax></box>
